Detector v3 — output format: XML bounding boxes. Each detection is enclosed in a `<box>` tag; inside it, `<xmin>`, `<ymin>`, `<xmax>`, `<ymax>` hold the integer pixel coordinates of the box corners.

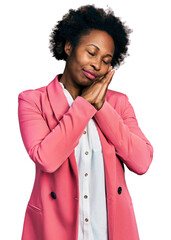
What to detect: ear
<box><xmin>64</xmin><ymin>41</ymin><xmax>72</xmax><ymax>56</ymax></box>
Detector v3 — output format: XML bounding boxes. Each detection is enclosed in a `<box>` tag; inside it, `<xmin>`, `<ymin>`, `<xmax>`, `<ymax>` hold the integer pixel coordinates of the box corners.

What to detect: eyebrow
<box><xmin>87</xmin><ymin>44</ymin><xmax>113</xmax><ymax>58</ymax></box>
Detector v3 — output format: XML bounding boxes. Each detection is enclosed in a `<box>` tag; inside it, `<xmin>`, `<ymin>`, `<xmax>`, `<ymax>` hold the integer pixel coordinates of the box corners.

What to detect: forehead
<box><xmin>79</xmin><ymin>29</ymin><xmax>114</xmax><ymax>54</ymax></box>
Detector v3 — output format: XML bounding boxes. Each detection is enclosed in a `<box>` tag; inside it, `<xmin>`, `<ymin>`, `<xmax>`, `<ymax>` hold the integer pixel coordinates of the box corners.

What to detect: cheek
<box><xmin>76</xmin><ymin>51</ymin><xmax>89</xmax><ymax>66</ymax></box>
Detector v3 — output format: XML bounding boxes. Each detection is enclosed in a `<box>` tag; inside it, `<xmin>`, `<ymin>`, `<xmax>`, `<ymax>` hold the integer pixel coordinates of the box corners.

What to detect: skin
<box><xmin>59</xmin><ymin>29</ymin><xmax>115</xmax><ymax>110</ymax></box>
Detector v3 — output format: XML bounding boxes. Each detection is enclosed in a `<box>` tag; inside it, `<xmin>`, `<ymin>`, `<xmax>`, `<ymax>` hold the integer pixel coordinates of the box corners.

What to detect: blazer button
<box><xmin>118</xmin><ymin>187</ymin><xmax>122</xmax><ymax>195</ymax></box>
<box><xmin>51</xmin><ymin>192</ymin><xmax>56</xmax><ymax>199</ymax></box>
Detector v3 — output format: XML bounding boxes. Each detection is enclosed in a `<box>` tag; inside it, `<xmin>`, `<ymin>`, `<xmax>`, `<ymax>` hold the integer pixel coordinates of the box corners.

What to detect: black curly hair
<box><xmin>49</xmin><ymin>4</ymin><xmax>133</xmax><ymax>69</ymax></box>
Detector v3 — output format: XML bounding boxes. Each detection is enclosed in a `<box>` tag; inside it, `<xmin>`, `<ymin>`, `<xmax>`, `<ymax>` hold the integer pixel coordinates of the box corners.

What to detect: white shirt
<box><xmin>59</xmin><ymin>81</ymin><xmax>109</xmax><ymax>240</ymax></box>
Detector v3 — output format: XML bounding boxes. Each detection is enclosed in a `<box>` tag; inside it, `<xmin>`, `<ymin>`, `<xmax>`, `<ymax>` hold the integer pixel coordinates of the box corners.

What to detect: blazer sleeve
<box><xmin>18</xmin><ymin>91</ymin><xmax>97</xmax><ymax>173</ymax></box>
<box><xmin>94</xmin><ymin>94</ymin><xmax>154</xmax><ymax>175</ymax></box>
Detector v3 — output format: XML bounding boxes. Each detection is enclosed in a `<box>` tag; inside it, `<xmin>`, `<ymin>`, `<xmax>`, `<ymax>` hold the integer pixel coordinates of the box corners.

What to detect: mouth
<box><xmin>82</xmin><ymin>69</ymin><xmax>97</xmax><ymax>80</ymax></box>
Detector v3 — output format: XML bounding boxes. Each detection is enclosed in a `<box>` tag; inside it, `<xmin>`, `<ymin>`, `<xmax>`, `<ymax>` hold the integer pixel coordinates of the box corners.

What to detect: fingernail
<box><xmin>109</xmin><ymin>68</ymin><xmax>115</xmax><ymax>73</ymax></box>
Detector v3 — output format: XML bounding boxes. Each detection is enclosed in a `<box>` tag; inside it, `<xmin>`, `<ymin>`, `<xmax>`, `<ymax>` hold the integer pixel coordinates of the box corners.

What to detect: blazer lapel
<box><xmin>46</xmin><ymin>74</ymin><xmax>70</xmax><ymax>122</ymax></box>
<box><xmin>46</xmin><ymin>73</ymin><xmax>79</xmax><ymax>182</ymax></box>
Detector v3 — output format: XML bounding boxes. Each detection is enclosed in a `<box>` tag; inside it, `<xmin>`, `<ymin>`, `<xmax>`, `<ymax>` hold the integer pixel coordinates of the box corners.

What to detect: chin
<box><xmin>81</xmin><ymin>79</ymin><xmax>93</xmax><ymax>86</ymax></box>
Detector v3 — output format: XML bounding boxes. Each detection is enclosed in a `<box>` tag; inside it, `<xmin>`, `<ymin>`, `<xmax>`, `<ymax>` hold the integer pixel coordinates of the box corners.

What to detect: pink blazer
<box><xmin>18</xmin><ymin>74</ymin><xmax>153</xmax><ymax>240</ymax></box>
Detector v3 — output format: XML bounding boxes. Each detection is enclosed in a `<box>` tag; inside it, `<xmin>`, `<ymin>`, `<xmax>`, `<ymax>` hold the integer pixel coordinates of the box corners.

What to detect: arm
<box><xmin>18</xmin><ymin>92</ymin><xmax>97</xmax><ymax>173</ymax></box>
<box><xmin>94</xmin><ymin>94</ymin><xmax>153</xmax><ymax>175</ymax></box>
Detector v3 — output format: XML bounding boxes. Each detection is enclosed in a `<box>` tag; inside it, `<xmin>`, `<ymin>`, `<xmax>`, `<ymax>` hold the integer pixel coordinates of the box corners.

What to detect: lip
<box><xmin>82</xmin><ymin>69</ymin><xmax>97</xmax><ymax>80</ymax></box>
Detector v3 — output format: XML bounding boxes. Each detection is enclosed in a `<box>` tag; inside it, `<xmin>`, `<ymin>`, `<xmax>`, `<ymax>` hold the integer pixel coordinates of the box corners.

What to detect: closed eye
<box><xmin>87</xmin><ymin>51</ymin><xmax>110</xmax><ymax>65</ymax></box>
<box><xmin>88</xmin><ymin>51</ymin><xmax>95</xmax><ymax>56</ymax></box>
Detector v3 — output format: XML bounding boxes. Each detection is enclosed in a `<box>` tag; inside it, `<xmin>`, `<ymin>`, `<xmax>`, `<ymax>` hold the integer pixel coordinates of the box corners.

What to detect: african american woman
<box><xmin>18</xmin><ymin>4</ymin><xmax>154</xmax><ymax>240</ymax></box>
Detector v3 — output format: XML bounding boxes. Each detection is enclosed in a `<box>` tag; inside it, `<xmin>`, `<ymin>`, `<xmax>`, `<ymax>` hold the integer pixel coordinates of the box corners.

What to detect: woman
<box><xmin>18</xmin><ymin>4</ymin><xmax>153</xmax><ymax>240</ymax></box>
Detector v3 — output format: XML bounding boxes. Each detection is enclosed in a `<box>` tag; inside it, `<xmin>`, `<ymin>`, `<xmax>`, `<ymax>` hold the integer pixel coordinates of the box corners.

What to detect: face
<box><xmin>64</xmin><ymin>29</ymin><xmax>115</xmax><ymax>87</ymax></box>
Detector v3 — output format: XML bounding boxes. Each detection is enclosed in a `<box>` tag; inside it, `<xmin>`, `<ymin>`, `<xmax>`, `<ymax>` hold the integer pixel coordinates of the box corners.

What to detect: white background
<box><xmin>0</xmin><ymin>0</ymin><xmax>170</xmax><ymax>239</ymax></box>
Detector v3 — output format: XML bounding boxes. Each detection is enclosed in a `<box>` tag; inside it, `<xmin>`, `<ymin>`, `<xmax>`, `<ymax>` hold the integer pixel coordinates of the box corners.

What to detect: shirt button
<box><xmin>83</xmin><ymin>130</ymin><xmax>86</xmax><ymax>134</ymax></box>
<box><xmin>85</xmin><ymin>173</ymin><xmax>88</xmax><ymax>176</ymax></box>
<box><xmin>84</xmin><ymin>195</ymin><xmax>88</xmax><ymax>199</ymax></box>
<box><xmin>85</xmin><ymin>218</ymin><xmax>89</xmax><ymax>222</ymax></box>
<box><xmin>85</xmin><ymin>151</ymin><xmax>89</xmax><ymax>155</ymax></box>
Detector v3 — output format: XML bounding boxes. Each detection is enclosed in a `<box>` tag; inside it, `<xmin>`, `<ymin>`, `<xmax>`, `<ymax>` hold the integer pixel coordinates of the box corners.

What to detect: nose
<box><xmin>91</xmin><ymin>58</ymin><xmax>101</xmax><ymax>71</ymax></box>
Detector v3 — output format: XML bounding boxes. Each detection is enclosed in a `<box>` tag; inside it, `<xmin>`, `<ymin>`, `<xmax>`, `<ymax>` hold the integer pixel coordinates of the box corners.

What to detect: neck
<box><xmin>59</xmin><ymin>69</ymin><xmax>82</xmax><ymax>100</ymax></box>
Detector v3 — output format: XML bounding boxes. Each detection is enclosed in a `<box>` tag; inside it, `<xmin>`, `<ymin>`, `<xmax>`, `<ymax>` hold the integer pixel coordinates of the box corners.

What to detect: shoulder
<box><xmin>105</xmin><ymin>89</ymin><xmax>130</xmax><ymax>116</ymax></box>
<box><xmin>17</xmin><ymin>84</ymin><xmax>49</xmax><ymax>117</ymax></box>
<box><xmin>18</xmin><ymin>85</ymin><xmax>47</xmax><ymax>103</ymax></box>
<box><xmin>106</xmin><ymin>88</ymin><xmax>128</xmax><ymax>105</ymax></box>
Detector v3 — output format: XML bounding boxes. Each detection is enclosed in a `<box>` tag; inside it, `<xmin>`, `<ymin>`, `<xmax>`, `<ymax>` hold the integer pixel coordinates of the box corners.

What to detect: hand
<box><xmin>81</xmin><ymin>66</ymin><xmax>115</xmax><ymax>110</ymax></box>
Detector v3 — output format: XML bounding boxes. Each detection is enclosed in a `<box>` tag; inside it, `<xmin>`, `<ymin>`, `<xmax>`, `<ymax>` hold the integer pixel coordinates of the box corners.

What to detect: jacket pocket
<box><xmin>22</xmin><ymin>202</ymin><xmax>43</xmax><ymax>239</ymax></box>
<box><xmin>28</xmin><ymin>202</ymin><xmax>42</xmax><ymax>214</ymax></box>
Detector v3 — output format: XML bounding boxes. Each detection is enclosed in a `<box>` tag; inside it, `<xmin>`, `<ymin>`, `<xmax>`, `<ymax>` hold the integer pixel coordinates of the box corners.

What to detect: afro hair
<box><xmin>49</xmin><ymin>4</ymin><xmax>133</xmax><ymax>69</ymax></box>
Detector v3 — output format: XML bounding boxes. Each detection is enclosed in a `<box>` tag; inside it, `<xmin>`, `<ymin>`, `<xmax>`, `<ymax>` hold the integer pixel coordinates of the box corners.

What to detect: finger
<box><xmin>110</xmin><ymin>70</ymin><xmax>115</xmax><ymax>82</ymax></box>
<box><xmin>109</xmin><ymin>69</ymin><xmax>115</xmax><ymax>76</ymax></box>
<box><xmin>108</xmin><ymin>65</ymin><xmax>113</xmax><ymax>72</ymax></box>
<box><xmin>96</xmin><ymin>75</ymin><xmax>105</xmax><ymax>82</ymax></box>
<box><xmin>102</xmin><ymin>69</ymin><xmax>115</xmax><ymax>84</ymax></box>
<box><xmin>96</xmin><ymin>67</ymin><xmax>114</xmax><ymax>82</ymax></box>
<box><xmin>107</xmin><ymin>70</ymin><xmax>115</xmax><ymax>85</ymax></box>
<box><xmin>103</xmin><ymin>70</ymin><xmax>115</xmax><ymax>93</ymax></box>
